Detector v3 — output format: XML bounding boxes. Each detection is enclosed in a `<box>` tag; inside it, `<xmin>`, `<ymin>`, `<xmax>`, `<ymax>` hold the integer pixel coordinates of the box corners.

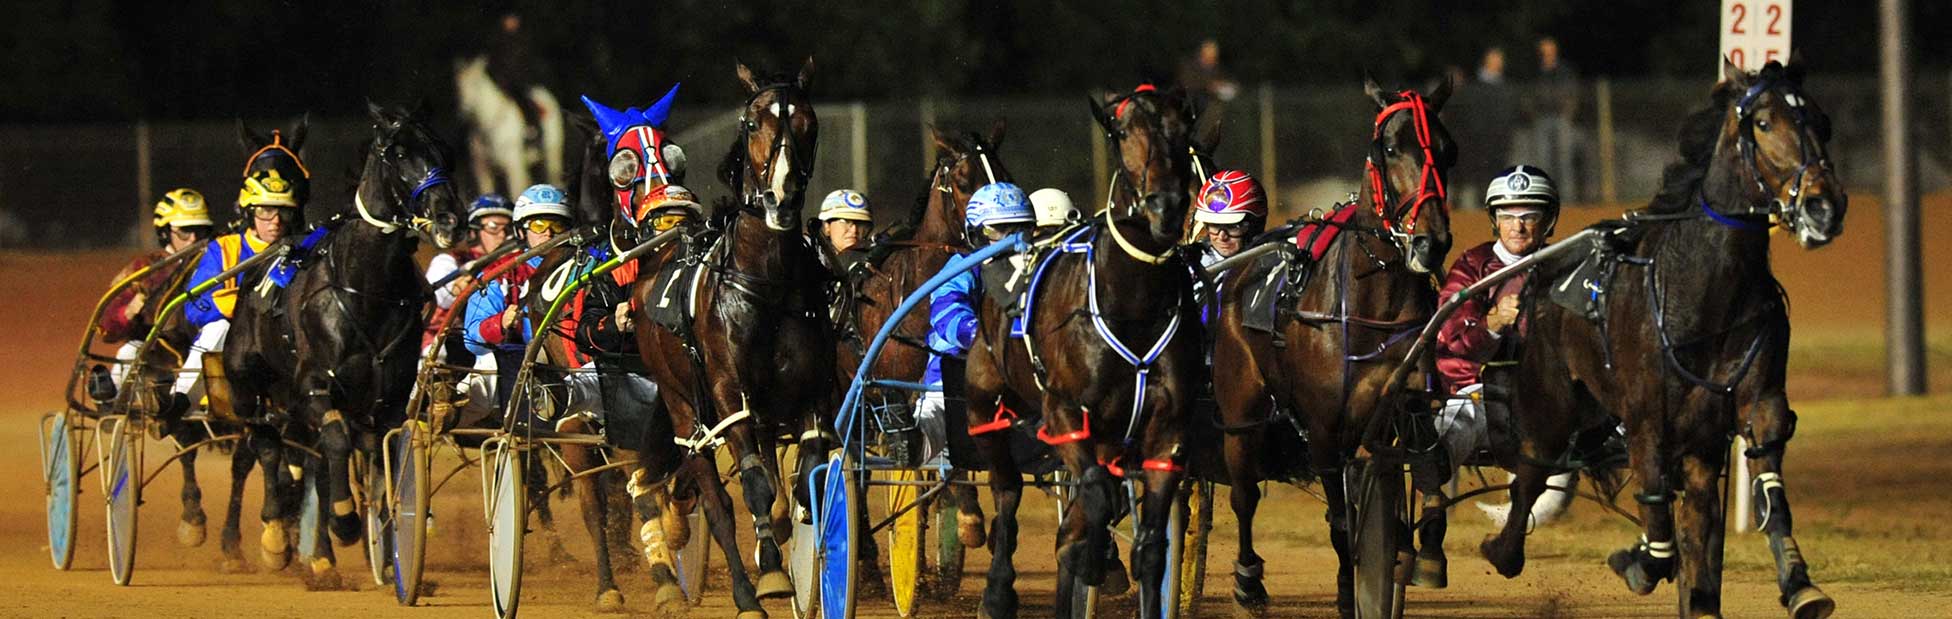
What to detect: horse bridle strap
<box><xmin>355</xmin><ymin>166</ymin><xmax>451</xmax><ymax>235</ymax></box>
<box><xmin>1365</xmin><ymin>92</ymin><xmax>1446</xmax><ymax>234</ymax></box>
<box><xmin>1103</xmin><ymin>210</ymin><xmax>1171</xmax><ymax>264</ymax></box>
<box><xmin>1719</xmin><ymin>75</ymin><xmax>1824</xmax><ymax>228</ymax></box>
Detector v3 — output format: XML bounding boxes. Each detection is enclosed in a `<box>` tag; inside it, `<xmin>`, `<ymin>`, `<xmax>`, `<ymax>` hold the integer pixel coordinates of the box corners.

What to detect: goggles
<box><xmin>647</xmin><ymin>212</ymin><xmax>690</xmax><ymax>232</ymax></box>
<box><xmin>1493</xmin><ymin>211</ymin><xmax>1546</xmax><ymax>225</ymax></box>
<box><xmin>1206</xmin><ymin>222</ymin><xmax>1250</xmax><ymax>238</ymax></box>
<box><xmin>247</xmin><ymin>205</ymin><xmax>289</xmax><ymax>221</ymax></box>
<box><xmin>476</xmin><ymin>219</ymin><xmax>511</xmax><ymax>234</ymax></box>
<box><xmin>522</xmin><ymin>218</ymin><xmax>568</xmax><ymax>235</ymax></box>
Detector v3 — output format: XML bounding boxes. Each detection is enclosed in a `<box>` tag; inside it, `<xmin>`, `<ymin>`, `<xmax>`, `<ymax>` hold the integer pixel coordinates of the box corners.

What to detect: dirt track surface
<box><xmin>2</xmin><ymin>193</ymin><xmax>1949</xmax><ymax>618</ymax></box>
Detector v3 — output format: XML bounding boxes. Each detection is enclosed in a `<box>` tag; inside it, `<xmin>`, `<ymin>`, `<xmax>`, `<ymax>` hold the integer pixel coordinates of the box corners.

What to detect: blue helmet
<box><xmin>965</xmin><ymin>182</ymin><xmax>1034</xmax><ymax>231</ymax></box>
<box><xmin>514</xmin><ymin>184</ymin><xmax>572</xmax><ymax>221</ymax></box>
<box><xmin>468</xmin><ymin>193</ymin><xmax>513</xmax><ymax>224</ymax></box>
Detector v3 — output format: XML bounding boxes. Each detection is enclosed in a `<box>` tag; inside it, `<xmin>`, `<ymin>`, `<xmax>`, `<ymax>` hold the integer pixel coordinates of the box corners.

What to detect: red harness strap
<box><xmin>1364</xmin><ymin>91</ymin><xmax>1447</xmax><ymax>235</ymax></box>
<box><xmin>967</xmin><ymin>401</ymin><xmax>1019</xmax><ymax>436</ymax></box>
<box><xmin>1036</xmin><ymin>409</ymin><xmax>1092</xmax><ymax>446</ymax></box>
<box><xmin>1099</xmin><ymin>456</ymin><xmax>1184</xmax><ymax>478</ymax></box>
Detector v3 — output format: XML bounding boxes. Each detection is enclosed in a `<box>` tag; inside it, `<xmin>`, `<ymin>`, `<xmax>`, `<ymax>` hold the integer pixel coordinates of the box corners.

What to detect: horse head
<box><xmin>722</xmin><ymin>58</ymin><xmax>818</xmax><ymax>232</ymax></box>
<box><xmin>356</xmin><ymin>102</ymin><xmax>465</xmax><ymax>249</ymax></box>
<box><xmin>1361</xmin><ymin>77</ymin><xmax>1456</xmax><ymax>274</ymax></box>
<box><xmin>580</xmin><ymin>85</ymin><xmax>686</xmax><ymax>229</ymax></box>
<box><xmin>1713</xmin><ymin>57</ymin><xmax>1845</xmax><ymax>248</ymax></box>
<box><xmin>924</xmin><ymin>121</ymin><xmax>1012</xmax><ymax>246</ymax></box>
<box><xmin>1089</xmin><ymin>84</ymin><xmax>1198</xmax><ymax>249</ymax></box>
<box><xmin>237</xmin><ymin>116</ymin><xmax>313</xmax><ymax>220</ymax></box>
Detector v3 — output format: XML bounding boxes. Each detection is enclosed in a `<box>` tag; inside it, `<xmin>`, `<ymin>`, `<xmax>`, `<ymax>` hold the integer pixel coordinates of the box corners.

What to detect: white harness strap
<box><xmin>675</xmin><ymin>408</ymin><xmax>752</xmax><ymax>452</ymax></box>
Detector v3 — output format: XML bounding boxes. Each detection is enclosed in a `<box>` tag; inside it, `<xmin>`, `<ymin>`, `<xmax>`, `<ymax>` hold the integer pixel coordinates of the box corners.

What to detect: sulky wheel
<box><xmin>42</xmin><ymin>411</ymin><xmax>80</xmax><ymax>571</ymax></box>
<box><xmin>388</xmin><ymin>420</ymin><xmax>433</xmax><ymax>605</ymax></box>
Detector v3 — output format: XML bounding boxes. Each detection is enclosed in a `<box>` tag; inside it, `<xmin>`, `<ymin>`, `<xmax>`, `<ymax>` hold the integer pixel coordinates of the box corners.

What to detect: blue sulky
<box><xmin>810</xmin><ymin>232</ymin><xmax>1027</xmax><ymax>619</ymax></box>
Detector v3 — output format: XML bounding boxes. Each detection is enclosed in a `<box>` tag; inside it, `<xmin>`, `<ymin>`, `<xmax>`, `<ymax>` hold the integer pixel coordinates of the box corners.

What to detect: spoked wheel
<box><xmin>1168</xmin><ymin>480</ymin><xmax>1215</xmax><ymax>619</ymax></box>
<box><xmin>673</xmin><ymin>501</ymin><xmax>708</xmax><ymax>605</ymax></box>
<box><xmin>814</xmin><ymin>450</ymin><xmax>860</xmax><ymax>619</ymax></box>
<box><xmin>486</xmin><ymin>442</ymin><xmax>527</xmax><ymax>619</ymax></box>
<box><xmin>298</xmin><ymin>457</ymin><xmax>322</xmax><ymax>565</ymax></box>
<box><xmin>790</xmin><ymin>493</ymin><xmax>819</xmax><ymax>619</ymax></box>
<box><xmin>1350</xmin><ymin>459</ymin><xmax>1408</xmax><ymax>619</ymax></box>
<box><xmin>42</xmin><ymin>411</ymin><xmax>79</xmax><ymax>570</ymax></box>
<box><xmin>388</xmin><ymin>421</ymin><xmax>431</xmax><ymax>605</ymax></box>
<box><xmin>103</xmin><ymin>416</ymin><xmax>142</xmax><ymax>586</ymax></box>
<box><xmin>887</xmin><ymin>468</ymin><xmax>924</xmax><ymax>618</ymax></box>
<box><xmin>359</xmin><ymin>451</ymin><xmax>391</xmax><ymax>587</ymax></box>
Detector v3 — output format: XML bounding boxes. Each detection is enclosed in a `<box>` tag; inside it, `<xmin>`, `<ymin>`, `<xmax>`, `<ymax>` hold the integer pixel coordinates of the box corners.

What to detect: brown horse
<box><xmin>1478</xmin><ymin>59</ymin><xmax>1843</xmax><ymax>619</ymax></box>
<box><xmin>1208</xmin><ymin>78</ymin><xmax>1455</xmax><ymax>618</ymax></box>
<box><xmin>629</xmin><ymin>58</ymin><xmax>831</xmax><ymax>619</ymax></box>
<box><xmin>960</xmin><ymin>85</ymin><xmax>1202</xmax><ymax>619</ymax></box>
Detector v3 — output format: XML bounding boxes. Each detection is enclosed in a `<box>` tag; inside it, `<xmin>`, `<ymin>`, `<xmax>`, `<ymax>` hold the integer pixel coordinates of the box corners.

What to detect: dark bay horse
<box><xmin>630</xmin><ymin>59</ymin><xmax>832</xmax><ymax>619</ymax></box>
<box><xmin>1478</xmin><ymin>59</ymin><xmax>1843</xmax><ymax>619</ymax></box>
<box><xmin>226</xmin><ymin>103</ymin><xmax>464</xmax><ymax>583</ymax></box>
<box><xmin>961</xmin><ymin>85</ymin><xmax>1202</xmax><ymax>619</ymax></box>
<box><xmin>1208</xmin><ymin>78</ymin><xmax>1455</xmax><ymax>618</ymax></box>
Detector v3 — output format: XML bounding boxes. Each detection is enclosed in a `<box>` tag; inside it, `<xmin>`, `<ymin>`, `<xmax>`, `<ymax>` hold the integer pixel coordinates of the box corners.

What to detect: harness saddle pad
<box><xmin>646</xmin><ymin>253</ymin><xmax>707</xmax><ymax>335</ymax></box>
<box><xmin>1546</xmin><ymin>220</ymin><xmax>1638</xmax><ymax>322</ymax></box>
<box><xmin>1236</xmin><ymin>249</ymin><xmax>1294</xmax><ymax>334</ymax></box>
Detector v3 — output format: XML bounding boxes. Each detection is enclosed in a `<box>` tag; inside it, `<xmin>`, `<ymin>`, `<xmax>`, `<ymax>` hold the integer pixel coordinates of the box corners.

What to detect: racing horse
<box><xmin>630</xmin><ymin>59</ymin><xmax>831</xmax><ymax>619</ymax></box>
<box><xmin>521</xmin><ymin>89</ymin><xmax>691</xmax><ymax>610</ymax></box>
<box><xmin>456</xmin><ymin>54</ymin><xmax>566</xmax><ymax>196</ymax></box>
<box><xmin>225</xmin><ymin>103</ymin><xmax>464</xmax><ymax>582</ymax></box>
<box><xmin>1207</xmin><ymin>78</ymin><xmax>1455</xmax><ymax>618</ymax></box>
<box><xmin>1478</xmin><ymin>59</ymin><xmax>1843</xmax><ymax>619</ymax></box>
<box><xmin>959</xmin><ymin>85</ymin><xmax>1203</xmax><ymax>619</ymax></box>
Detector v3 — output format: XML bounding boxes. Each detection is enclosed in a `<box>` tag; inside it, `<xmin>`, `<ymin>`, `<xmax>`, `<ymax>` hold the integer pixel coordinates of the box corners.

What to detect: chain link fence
<box><xmin>2</xmin><ymin>73</ymin><xmax>1944</xmax><ymax>250</ymax></box>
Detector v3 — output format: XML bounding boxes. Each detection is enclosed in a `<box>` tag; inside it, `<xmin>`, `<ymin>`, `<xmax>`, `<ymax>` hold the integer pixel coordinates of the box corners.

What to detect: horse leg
<box><xmin>219</xmin><ymin>434</ymin><xmax>256</xmax><ymax>572</ymax></box>
<box><xmin>304</xmin><ymin>451</ymin><xmax>344</xmax><ymax>588</ymax></box>
<box><xmin>170</xmin><ymin>423</ymin><xmax>208</xmax><ymax>548</ymax></box>
<box><xmin>527</xmin><ymin>446</ymin><xmax>576</xmax><ymax>567</ymax></box>
<box><xmin>252</xmin><ymin>428</ymin><xmax>293</xmax><ymax>570</ymax></box>
<box><xmin>692</xmin><ymin>453</ymin><xmax>768</xmax><ymax>619</ymax></box>
<box><xmin>315</xmin><ymin>407</ymin><xmax>363</xmax><ymax>548</ymax></box>
<box><xmin>559</xmin><ymin>417</ymin><xmax>622</xmax><ymax>609</ymax></box>
<box><xmin>978</xmin><ymin>434</ymin><xmax>1024</xmax><ymax>619</ymax></box>
<box><xmin>1135</xmin><ymin>463</ymin><xmax>1182</xmax><ymax>619</ymax></box>
<box><xmin>1674</xmin><ymin>444</ymin><xmax>1728</xmax><ymax>619</ymax></box>
<box><xmin>1222</xmin><ymin>397</ymin><xmax>1271</xmax><ymax>612</ymax></box>
<box><xmin>723</xmin><ymin>423</ymin><xmax>793</xmax><ymax>599</ymax></box>
<box><xmin>1744</xmin><ymin>395</ymin><xmax>1834</xmax><ymax>619</ymax></box>
<box><xmin>1320</xmin><ymin>461</ymin><xmax>1356</xmax><ymax>619</ymax></box>
<box><xmin>1605</xmin><ymin>416</ymin><xmax>1678</xmax><ymax>596</ymax></box>
<box><xmin>625</xmin><ymin>462</ymin><xmax>688</xmax><ymax>610</ymax></box>
<box><xmin>1049</xmin><ymin>431</ymin><xmax>1113</xmax><ymax>619</ymax></box>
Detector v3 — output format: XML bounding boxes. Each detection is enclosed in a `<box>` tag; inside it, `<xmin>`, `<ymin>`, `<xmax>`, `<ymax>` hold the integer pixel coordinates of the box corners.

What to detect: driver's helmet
<box><xmin>1193</xmin><ymin>170</ymin><xmax>1267</xmax><ymax>226</ymax></box>
<box><xmin>817</xmin><ymin>189</ymin><xmax>873</xmax><ymax>223</ymax></box>
<box><xmin>1030</xmin><ymin>188</ymin><xmax>1078</xmax><ymax>228</ymax></box>
<box><xmin>1484</xmin><ymin>165</ymin><xmax>1559</xmax><ymax>236</ymax></box>
<box><xmin>964</xmin><ymin>182</ymin><xmax>1033</xmax><ymax>237</ymax></box>
<box><xmin>467</xmin><ymin>193</ymin><xmax>514</xmax><ymax>228</ymax></box>
<box><xmin>238</xmin><ymin>168</ymin><xmax>300</xmax><ymax>210</ymax></box>
<box><xmin>154</xmin><ymin>188</ymin><xmax>214</xmax><ymax>229</ymax></box>
<box><xmin>514</xmin><ymin>184</ymin><xmax>572</xmax><ymax>234</ymax></box>
<box><xmin>640</xmin><ymin>184</ymin><xmax>703</xmax><ymax>232</ymax></box>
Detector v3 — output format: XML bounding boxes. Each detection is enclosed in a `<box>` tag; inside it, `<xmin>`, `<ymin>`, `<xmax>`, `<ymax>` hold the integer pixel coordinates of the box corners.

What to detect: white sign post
<box><xmin>1722</xmin><ymin>0</ymin><xmax>1791</xmax><ymax>533</ymax></box>
<box><xmin>1720</xmin><ymin>0</ymin><xmax>1793</xmax><ymax>79</ymax></box>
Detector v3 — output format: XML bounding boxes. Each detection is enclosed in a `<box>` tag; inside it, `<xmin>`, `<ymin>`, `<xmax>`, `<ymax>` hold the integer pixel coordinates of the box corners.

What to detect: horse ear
<box><xmin>797</xmin><ymin>56</ymin><xmax>816</xmax><ymax>90</ymax></box>
<box><xmin>1785</xmin><ymin>51</ymin><xmax>1807</xmax><ymax>85</ymax></box>
<box><xmin>928</xmin><ymin>124</ymin><xmax>957</xmax><ymax>159</ymax></box>
<box><xmin>1363</xmin><ymin>75</ymin><xmax>1391</xmax><ymax>109</ymax></box>
<box><xmin>287</xmin><ymin>114</ymin><xmax>309</xmax><ymax>152</ymax></box>
<box><xmin>1720</xmin><ymin>56</ymin><xmax>1750</xmax><ymax>88</ymax></box>
<box><xmin>1086</xmin><ymin>94</ymin><xmax>1115</xmax><ymax>134</ymax></box>
<box><xmin>1426</xmin><ymin>75</ymin><xmax>1454</xmax><ymax>113</ymax></box>
<box><xmin>735</xmin><ymin>60</ymin><xmax>760</xmax><ymax>94</ymax></box>
<box><xmin>366</xmin><ymin>100</ymin><xmax>392</xmax><ymax>126</ymax></box>
<box><xmin>987</xmin><ymin>119</ymin><xmax>1007</xmax><ymax>149</ymax></box>
<box><xmin>238</xmin><ymin>119</ymin><xmax>268</xmax><ymax>149</ymax></box>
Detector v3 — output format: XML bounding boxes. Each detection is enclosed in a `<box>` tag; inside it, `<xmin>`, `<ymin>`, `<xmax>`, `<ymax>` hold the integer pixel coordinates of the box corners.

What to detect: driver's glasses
<box><xmin>522</xmin><ymin>218</ymin><xmax>568</xmax><ymax>235</ymax></box>
<box><xmin>167</xmin><ymin>227</ymin><xmax>198</xmax><ymax>240</ymax></box>
<box><xmin>647</xmin><ymin>212</ymin><xmax>689</xmax><ymax>232</ymax></box>
<box><xmin>476</xmin><ymin>220</ymin><xmax>509</xmax><ymax>234</ymax></box>
<box><xmin>248</xmin><ymin>206</ymin><xmax>285</xmax><ymax>221</ymax></box>
<box><xmin>1494</xmin><ymin>212</ymin><xmax>1545</xmax><ymax>226</ymax></box>
<box><xmin>1208</xmin><ymin>223</ymin><xmax>1249</xmax><ymax>238</ymax></box>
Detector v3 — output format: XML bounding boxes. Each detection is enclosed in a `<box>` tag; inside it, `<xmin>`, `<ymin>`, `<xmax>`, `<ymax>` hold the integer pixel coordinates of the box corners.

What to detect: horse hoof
<box><xmin>305</xmin><ymin>557</ymin><xmax>345</xmax><ymax>590</ymax></box>
<box><xmin>1101</xmin><ymin>562</ymin><xmax>1131</xmax><ymax>597</ymax></box>
<box><xmin>1787</xmin><ymin>586</ymin><xmax>1836</xmax><ymax>619</ymax></box>
<box><xmin>755</xmin><ymin>569</ymin><xmax>794</xmax><ymax>599</ymax></box>
<box><xmin>1479</xmin><ymin>533</ymin><xmax>1524</xmax><ymax>578</ymax></box>
<box><xmin>980</xmin><ymin>588</ymin><xmax>1019</xmax><ymax>619</ymax></box>
<box><xmin>736</xmin><ymin>611</ymin><xmax>767</xmax><ymax>619</ymax></box>
<box><xmin>218</xmin><ymin>557</ymin><xmax>249</xmax><ymax>574</ymax></box>
<box><xmin>1607</xmin><ymin>548</ymin><xmax>1663</xmax><ymax>596</ymax></box>
<box><xmin>958</xmin><ymin>512</ymin><xmax>988</xmax><ymax>548</ymax></box>
<box><xmin>258</xmin><ymin>523</ymin><xmax>291</xmax><ymax>570</ymax></box>
<box><xmin>330</xmin><ymin>513</ymin><xmax>364</xmax><ymax>547</ymax></box>
<box><xmin>177</xmin><ymin>519</ymin><xmax>208</xmax><ymax>548</ymax></box>
<box><xmin>651</xmin><ymin>582</ymin><xmax>683</xmax><ymax>607</ymax></box>
<box><xmin>595</xmin><ymin>589</ymin><xmax>626</xmax><ymax>612</ymax></box>
<box><xmin>1411</xmin><ymin>552</ymin><xmax>1448</xmax><ymax>589</ymax></box>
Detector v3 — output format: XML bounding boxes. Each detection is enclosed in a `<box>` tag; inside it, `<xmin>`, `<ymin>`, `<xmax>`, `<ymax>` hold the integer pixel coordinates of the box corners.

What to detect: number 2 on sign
<box><xmin>1731</xmin><ymin>3</ymin><xmax>1746</xmax><ymax>34</ymax></box>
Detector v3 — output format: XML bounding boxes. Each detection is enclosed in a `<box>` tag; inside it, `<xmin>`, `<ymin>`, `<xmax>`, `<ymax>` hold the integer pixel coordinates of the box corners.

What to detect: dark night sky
<box><xmin>0</xmin><ymin>0</ymin><xmax>1944</xmax><ymax>122</ymax></box>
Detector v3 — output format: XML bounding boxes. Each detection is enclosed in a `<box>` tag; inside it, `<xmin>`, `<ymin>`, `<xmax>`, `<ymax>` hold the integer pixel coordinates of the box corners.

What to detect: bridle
<box><xmin>1703</xmin><ymin>74</ymin><xmax>1831</xmax><ymax>231</ymax></box>
<box><xmin>941</xmin><ymin>138</ymin><xmax>1004</xmax><ymax>247</ymax></box>
<box><xmin>731</xmin><ymin>83</ymin><xmax>816</xmax><ymax>217</ymax></box>
<box><xmin>353</xmin><ymin>128</ymin><xmax>454</xmax><ymax>239</ymax></box>
<box><xmin>1364</xmin><ymin>90</ymin><xmax>1446</xmax><ymax>237</ymax></box>
<box><xmin>1096</xmin><ymin>85</ymin><xmax>1189</xmax><ymax>265</ymax></box>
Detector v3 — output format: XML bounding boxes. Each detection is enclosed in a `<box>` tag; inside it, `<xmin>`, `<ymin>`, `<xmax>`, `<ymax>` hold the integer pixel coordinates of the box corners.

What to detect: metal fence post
<box><xmin>1881</xmin><ymin>0</ymin><xmax>1925</xmax><ymax>395</ymax></box>
<box><xmin>133</xmin><ymin>119</ymin><xmax>152</xmax><ymax>248</ymax></box>
<box><xmin>851</xmin><ymin>102</ymin><xmax>868</xmax><ymax>191</ymax></box>
<box><xmin>1091</xmin><ymin>113</ymin><xmax>1108</xmax><ymax>212</ymax></box>
<box><xmin>1596</xmin><ymin>78</ymin><xmax>1617</xmax><ymax>204</ymax></box>
<box><xmin>1259</xmin><ymin>83</ymin><xmax>1278</xmax><ymax>208</ymax></box>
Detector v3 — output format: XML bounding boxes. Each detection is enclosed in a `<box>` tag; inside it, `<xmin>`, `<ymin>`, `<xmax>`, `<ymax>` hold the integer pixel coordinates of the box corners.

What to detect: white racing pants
<box><xmin>173</xmin><ymin>320</ymin><xmax>230</xmax><ymax>394</ymax></box>
<box><xmin>1441</xmin><ymin>384</ymin><xmax>1576</xmax><ymax>527</ymax></box>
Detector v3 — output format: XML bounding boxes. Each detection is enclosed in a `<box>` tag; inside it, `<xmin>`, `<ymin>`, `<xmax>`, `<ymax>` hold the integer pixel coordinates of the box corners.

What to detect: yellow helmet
<box><xmin>153</xmin><ymin>188</ymin><xmax>214</xmax><ymax>228</ymax></box>
<box><xmin>238</xmin><ymin>168</ymin><xmax>299</xmax><ymax>208</ymax></box>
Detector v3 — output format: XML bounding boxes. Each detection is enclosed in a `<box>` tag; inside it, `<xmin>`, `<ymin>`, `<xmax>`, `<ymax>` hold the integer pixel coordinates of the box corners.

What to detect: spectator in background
<box><xmin>487</xmin><ymin>12</ymin><xmax>548</xmax><ymax>132</ymax></box>
<box><xmin>1526</xmin><ymin>37</ymin><xmax>1579</xmax><ymax>203</ymax></box>
<box><xmin>1445</xmin><ymin>47</ymin><xmax>1520</xmax><ymax>209</ymax></box>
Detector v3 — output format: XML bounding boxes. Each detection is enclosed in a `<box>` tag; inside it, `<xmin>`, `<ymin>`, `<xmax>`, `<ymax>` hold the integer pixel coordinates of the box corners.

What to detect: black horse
<box><xmin>1478</xmin><ymin>60</ymin><xmax>1843</xmax><ymax>619</ymax></box>
<box><xmin>225</xmin><ymin>103</ymin><xmax>464</xmax><ymax>583</ymax></box>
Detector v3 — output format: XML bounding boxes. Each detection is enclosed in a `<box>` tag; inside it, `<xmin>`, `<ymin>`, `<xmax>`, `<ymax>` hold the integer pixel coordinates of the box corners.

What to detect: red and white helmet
<box><xmin>1193</xmin><ymin>170</ymin><xmax>1267</xmax><ymax>225</ymax></box>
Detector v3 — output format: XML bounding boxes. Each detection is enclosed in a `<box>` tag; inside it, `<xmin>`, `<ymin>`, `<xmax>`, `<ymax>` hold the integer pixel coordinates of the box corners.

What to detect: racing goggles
<box><xmin>646</xmin><ymin>212</ymin><xmax>690</xmax><ymax>232</ymax></box>
<box><xmin>522</xmin><ymin>218</ymin><xmax>569</xmax><ymax>235</ymax></box>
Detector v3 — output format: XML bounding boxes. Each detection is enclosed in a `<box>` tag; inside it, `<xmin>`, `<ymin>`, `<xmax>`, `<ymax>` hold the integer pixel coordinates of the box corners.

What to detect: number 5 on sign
<box><xmin>1721</xmin><ymin>0</ymin><xmax>1792</xmax><ymax>79</ymax></box>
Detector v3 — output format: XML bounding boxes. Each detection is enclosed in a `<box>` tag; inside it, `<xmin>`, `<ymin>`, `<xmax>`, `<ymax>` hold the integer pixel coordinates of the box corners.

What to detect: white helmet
<box><xmin>1029</xmin><ymin>188</ymin><xmax>1077</xmax><ymax>227</ymax></box>
<box><xmin>1484</xmin><ymin>165</ymin><xmax>1559</xmax><ymax>235</ymax></box>
<box><xmin>817</xmin><ymin>189</ymin><xmax>873</xmax><ymax>222</ymax></box>
<box><xmin>513</xmin><ymin>184</ymin><xmax>573</xmax><ymax>222</ymax></box>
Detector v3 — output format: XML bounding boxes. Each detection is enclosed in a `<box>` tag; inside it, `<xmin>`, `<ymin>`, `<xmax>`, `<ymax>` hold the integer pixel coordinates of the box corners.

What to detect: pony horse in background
<box><xmin>455</xmin><ymin>55</ymin><xmax>566</xmax><ymax>197</ymax></box>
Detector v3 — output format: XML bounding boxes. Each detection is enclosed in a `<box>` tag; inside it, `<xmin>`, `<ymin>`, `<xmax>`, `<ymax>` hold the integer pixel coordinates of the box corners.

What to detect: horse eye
<box><xmin>1756</xmin><ymin>119</ymin><xmax>1772</xmax><ymax>132</ymax></box>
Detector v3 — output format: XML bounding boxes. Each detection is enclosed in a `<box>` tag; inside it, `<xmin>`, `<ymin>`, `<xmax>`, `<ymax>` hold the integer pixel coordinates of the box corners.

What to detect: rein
<box><xmin>355</xmin><ymin>165</ymin><xmax>452</xmax><ymax>236</ymax></box>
